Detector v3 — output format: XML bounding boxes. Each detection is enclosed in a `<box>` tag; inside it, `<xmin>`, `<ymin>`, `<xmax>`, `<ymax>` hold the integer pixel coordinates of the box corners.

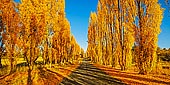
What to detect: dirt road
<box><xmin>59</xmin><ymin>59</ymin><xmax>125</xmax><ymax>85</ymax></box>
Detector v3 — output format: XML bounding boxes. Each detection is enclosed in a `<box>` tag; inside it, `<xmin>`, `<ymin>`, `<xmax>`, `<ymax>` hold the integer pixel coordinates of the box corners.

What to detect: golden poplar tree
<box><xmin>0</xmin><ymin>0</ymin><xmax>20</xmax><ymax>72</ymax></box>
<box><xmin>88</xmin><ymin>0</ymin><xmax>163</xmax><ymax>73</ymax></box>
<box><xmin>43</xmin><ymin>0</ymin><xmax>59</xmax><ymax>66</ymax></box>
<box><xmin>115</xmin><ymin>0</ymin><xmax>136</xmax><ymax>70</ymax></box>
<box><xmin>19</xmin><ymin>0</ymin><xmax>46</xmax><ymax>84</ymax></box>
<box><xmin>87</xmin><ymin>12</ymin><xmax>98</xmax><ymax>63</ymax></box>
<box><xmin>0</xmin><ymin>5</ymin><xmax>5</xmax><ymax>68</ymax></box>
<box><xmin>87</xmin><ymin>0</ymin><xmax>136</xmax><ymax>70</ymax></box>
<box><xmin>134</xmin><ymin>0</ymin><xmax>163</xmax><ymax>74</ymax></box>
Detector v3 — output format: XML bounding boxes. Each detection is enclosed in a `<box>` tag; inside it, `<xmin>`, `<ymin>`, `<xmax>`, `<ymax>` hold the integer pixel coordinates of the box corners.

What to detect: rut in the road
<box><xmin>59</xmin><ymin>61</ymin><xmax>126</xmax><ymax>85</ymax></box>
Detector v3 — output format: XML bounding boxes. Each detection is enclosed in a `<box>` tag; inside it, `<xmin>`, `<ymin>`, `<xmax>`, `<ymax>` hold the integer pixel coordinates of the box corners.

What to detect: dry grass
<box><xmin>161</xmin><ymin>61</ymin><xmax>170</xmax><ymax>76</ymax></box>
<box><xmin>94</xmin><ymin>63</ymin><xmax>170</xmax><ymax>85</ymax></box>
<box><xmin>0</xmin><ymin>61</ymin><xmax>80</xmax><ymax>85</ymax></box>
<box><xmin>1</xmin><ymin>58</ymin><xmax>26</xmax><ymax>66</ymax></box>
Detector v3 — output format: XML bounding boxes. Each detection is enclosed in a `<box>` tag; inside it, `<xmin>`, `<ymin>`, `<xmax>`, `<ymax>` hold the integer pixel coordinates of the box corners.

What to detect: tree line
<box><xmin>0</xmin><ymin>0</ymin><xmax>83</xmax><ymax>82</ymax></box>
<box><xmin>87</xmin><ymin>0</ymin><xmax>163</xmax><ymax>74</ymax></box>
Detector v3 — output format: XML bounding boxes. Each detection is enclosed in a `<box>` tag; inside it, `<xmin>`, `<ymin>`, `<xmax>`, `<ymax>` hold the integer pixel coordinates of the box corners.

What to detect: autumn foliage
<box><xmin>0</xmin><ymin>0</ymin><xmax>166</xmax><ymax>84</ymax></box>
<box><xmin>87</xmin><ymin>0</ymin><xmax>163</xmax><ymax>74</ymax></box>
<box><xmin>0</xmin><ymin>0</ymin><xmax>81</xmax><ymax>84</ymax></box>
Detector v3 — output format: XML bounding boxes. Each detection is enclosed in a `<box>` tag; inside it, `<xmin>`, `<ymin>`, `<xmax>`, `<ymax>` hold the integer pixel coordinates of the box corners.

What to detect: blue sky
<box><xmin>158</xmin><ymin>0</ymin><xmax>170</xmax><ymax>49</ymax></box>
<box><xmin>14</xmin><ymin>0</ymin><xmax>170</xmax><ymax>51</ymax></box>
<box><xmin>65</xmin><ymin>0</ymin><xmax>98</xmax><ymax>51</ymax></box>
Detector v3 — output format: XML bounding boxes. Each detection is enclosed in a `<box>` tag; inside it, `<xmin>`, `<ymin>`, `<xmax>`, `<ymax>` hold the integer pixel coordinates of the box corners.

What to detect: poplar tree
<box><xmin>0</xmin><ymin>0</ymin><xmax>20</xmax><ymax>72</ymax></box>
<box><xmin>87</xmin><ymin>0</ymin><xmax>163</xmax><ymax>73</ymax></box>
<box><xmin>134</xmin><ymin>0</ymin><xmax>163</xmax><ymax>74</ymax></box>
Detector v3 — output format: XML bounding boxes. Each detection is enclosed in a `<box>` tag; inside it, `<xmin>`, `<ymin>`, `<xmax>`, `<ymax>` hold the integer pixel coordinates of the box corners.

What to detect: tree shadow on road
<box><xmin>59</xmin><ymin>62</ymin><xmax>126</xmax><ymax>85</ymax></box>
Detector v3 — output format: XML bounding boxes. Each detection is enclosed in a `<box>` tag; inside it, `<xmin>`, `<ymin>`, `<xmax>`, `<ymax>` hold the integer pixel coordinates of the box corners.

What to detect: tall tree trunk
<box><xmin>0</xmin><ymin>56</ymin><xmax>2</xmax><ymax>68</ymax></box>
<box><xmin>27</xmin><ymin>67</ymin><xmax>32</xmax><ymax>85</ymax></box>
<box><xmin>137</xmin><ymin>1</ymin><xmax>147</xmax><ymax>75</ymax></box>
<box><xmin>10</xmin><ymin>52</ymin><xmax>14</xmax><ymax>73</ymax></box>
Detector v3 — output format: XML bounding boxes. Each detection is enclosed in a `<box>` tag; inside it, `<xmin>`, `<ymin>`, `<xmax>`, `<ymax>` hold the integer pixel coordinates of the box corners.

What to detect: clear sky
<box><xmin>158</xmin><ymin>0</ymin><xmax>170</xmax><ymax>49</ymax></box>
<box><xmin>14</xmin><ymin>0</ymin><xmax>170</xmax><ymax>51</ymax></box>
<box><xmin>65</xmin><ymin>0</ymin><xmax>98</xmax><ymax>51</ymax></box>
